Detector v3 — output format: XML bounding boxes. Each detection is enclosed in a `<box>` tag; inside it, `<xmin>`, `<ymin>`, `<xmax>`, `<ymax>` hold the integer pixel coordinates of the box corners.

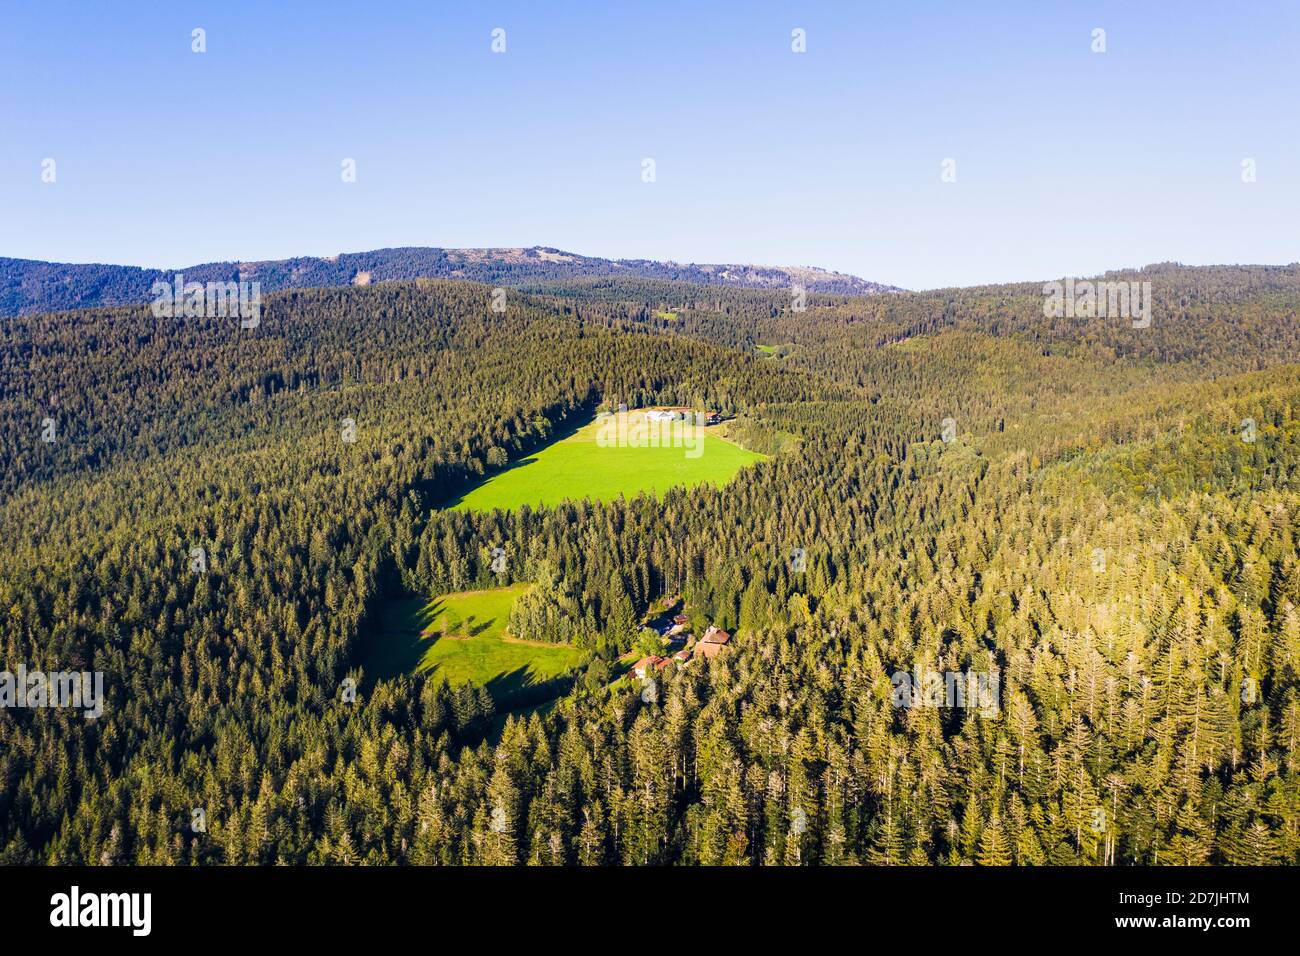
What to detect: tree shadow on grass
<box><xmin>484</xmin><ymin>665</ymin><xmax>576</xmax><ymax>710</ymax></box>
<box><xmin>437</xmin><ymin>457</ymin><xmax>540</xmax><ymax>509</ymax></box>
<box><xmin>425</xmin><ymin>607</ymin><xmax>499</xmax><ymax>639</ymax></box>
<box><xmin>484</xmin><ymin>665</ymin><xmax>536</xmax><ymax>702</ymax></box>
<box><xmin>359</xmin><ymin>596</ymin><xmax>448</xmax><ymax>684</ymax></box>
<box><xmin>466</xmin><ymin>617</ymin><xmax>494</xmax><ymax>636</ymax></box>
<box><xmin>430</xmin><ymin>403</ymin><xmax>600</xmax><ymax>509</ymax></box>
<box><xmin>417</xmin><ymin>664</ymin><xmax>549</xmax><ymax>708</ymax></box>
<box><xmin>360</xmin><ymin>628</ymin><xmax>426</xmax><ymax>685</ymax></box>
<box><xmin>414</xmin><ymin>598</ymin><xmax>445</xmax><ymax>631</ymax></box>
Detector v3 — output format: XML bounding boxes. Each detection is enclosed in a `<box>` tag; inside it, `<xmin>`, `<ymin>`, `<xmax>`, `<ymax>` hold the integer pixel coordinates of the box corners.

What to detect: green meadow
<box><xmin>450</xmin><ymin>411</ymin><xmax>766</xmax><ymax>512</ymax></box>
<box><xmin>361</xmin><ymin>584</ymin><xmax>584</xmax><ymax>700</ymax></box>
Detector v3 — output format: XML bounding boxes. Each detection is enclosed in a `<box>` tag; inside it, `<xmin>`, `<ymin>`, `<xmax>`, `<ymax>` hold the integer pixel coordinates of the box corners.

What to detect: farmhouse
<box><xmin>632</xmin><ymin>656</ymin><xmax>665</xmax><ymax>679</ymax></box>
<box><xmin>694</xmin><ymin>642</ymin><xmax>722</xmax><ymax>661</ymax></box>
<box><xmin>643</xmin><ymin>408</ymin><xmax>720</xmax><ymax>426</ymax></box>
<box><xmin>693</xmin><ymin>625</ymin><xmax>732</xmax><ymax>661</ymax></box>
<box><xmin>701</xmin><ymin>625</ymin><xmax>731</xmax><ymax>646</ymax></box>
<box><xmin>633</xmin><ymin>622</ymin><xmax>732</xmax><ymax>674</ymax></box>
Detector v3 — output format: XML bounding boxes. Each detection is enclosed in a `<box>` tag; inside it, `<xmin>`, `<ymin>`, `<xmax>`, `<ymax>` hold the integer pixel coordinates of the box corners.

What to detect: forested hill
<box><xmin>0</xmin><ymin>246</ymin><xmax>899</xmax><ymax>317</ymax></box>
<box><xmin>2</xmin><ymin>265</ymin><xmax>1299</xmax><ymax>866</ymax></box>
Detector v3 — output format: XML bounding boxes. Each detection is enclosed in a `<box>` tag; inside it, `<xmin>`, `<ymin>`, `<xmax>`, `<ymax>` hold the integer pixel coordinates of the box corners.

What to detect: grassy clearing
<box><xmin>449</xmin><ymin>411</ymin><xmax>765</xmax><ymax>512</ymax></box>
<box><xmin>360</xmin><ymin>584</ymin><xmax>584</xmax><ymax>701</ymax></box>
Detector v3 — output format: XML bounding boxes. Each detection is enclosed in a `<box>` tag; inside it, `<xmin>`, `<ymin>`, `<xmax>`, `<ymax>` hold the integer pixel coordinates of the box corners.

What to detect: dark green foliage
<box><xmin>1</xmin><ymin>266</ymin><xmax>1298</xmax><ymax>865</ymax></box>
<box><xmin>0</xmin><ymin>248</ymin><xmax>898</xmax><ymax>318</ymax></box>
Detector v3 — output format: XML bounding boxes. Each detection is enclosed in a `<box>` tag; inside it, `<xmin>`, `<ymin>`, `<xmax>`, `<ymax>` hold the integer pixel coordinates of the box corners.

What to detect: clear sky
<box><xmin>1</xmin><ymin>0</ymin><xmax>1296</xmax><ymax>289</ymax></box>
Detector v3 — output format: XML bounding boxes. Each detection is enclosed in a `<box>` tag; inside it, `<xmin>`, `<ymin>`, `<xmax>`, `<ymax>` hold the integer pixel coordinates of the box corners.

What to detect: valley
<box><xmin>3</xmin><ymin>263</ymin><xmax>1299</xmax><ymax>867</ymax></box>
<box><xmin>448</xmin><ymin>409</ymin><xmax>766</xmax><ymax>512</ymax></box>
<box><xmin>360</xmin><ymin>584</ymin><xmax>584</xmax><ymax>706</ymax></box>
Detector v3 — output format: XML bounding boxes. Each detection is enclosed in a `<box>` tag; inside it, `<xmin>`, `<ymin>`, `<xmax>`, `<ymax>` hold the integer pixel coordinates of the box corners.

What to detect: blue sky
<box><xmin>1</xmin><ymin>0</ymin><xmax>1296</xmax><ymax>289</ymax></box>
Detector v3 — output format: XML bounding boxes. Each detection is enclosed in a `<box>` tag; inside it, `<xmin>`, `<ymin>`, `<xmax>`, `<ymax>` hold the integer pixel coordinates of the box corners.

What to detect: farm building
<box><xmin>693</xmin><ymin>625</ymin><xmax>732</xmax><ymax>660</ymax></box>
<box><xmin>640</xmin><ymin>408</ymin><xmax>722</xmax><ymax>427</ymax></box>
<box><xmin>701</xmin><ymin>625</ymin><xmax>731</xmax><ymax>646</ymax></box>
<box><xmin>634</xmin><ymin>623</ymin><xmax>730</xmax><ymax>673</ymax></box>
<box><xmin>632</xmin><ymin>656</ymin><xmax>665</xmax><ymax>679</ymax></box>
<box><xmin>694</xmin><ymin>642</ymin><xmax>723</xmax><ymax>661</ymax></box>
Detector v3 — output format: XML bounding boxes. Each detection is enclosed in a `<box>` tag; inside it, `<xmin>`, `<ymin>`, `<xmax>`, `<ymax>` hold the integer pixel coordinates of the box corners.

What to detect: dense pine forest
<box><xmin>2</xmin><ymin>265</ymin><xmax>1298</xmax><ymax>865</ymax></box>
<box><xmin>0</xmin><ymin>247</ymin><xmax>895</xmax><ymax>318</ymax></box>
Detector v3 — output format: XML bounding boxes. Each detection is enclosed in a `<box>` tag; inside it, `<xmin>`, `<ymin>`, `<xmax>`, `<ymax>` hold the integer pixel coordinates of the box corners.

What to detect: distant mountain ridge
<box><xmin>0</xmin><ymin>246</ymin><xmax>901</xmax><ymax>317</ymax></box>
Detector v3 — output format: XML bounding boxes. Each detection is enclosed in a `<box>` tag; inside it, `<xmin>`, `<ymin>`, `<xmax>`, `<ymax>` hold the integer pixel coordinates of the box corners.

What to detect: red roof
<box><xmin>632</xmin><ymin>656</ymin><xmax>663</xmax><ymax>675</ymax></box>
<box><xmin>701</xmin><ymin>625</ymin><xmax>731</xmax><ymax>645</ymax></box>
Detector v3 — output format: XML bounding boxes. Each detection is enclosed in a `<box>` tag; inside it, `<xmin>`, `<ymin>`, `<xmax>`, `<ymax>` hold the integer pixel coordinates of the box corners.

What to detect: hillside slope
<box><xmin>1</xmin><ymin>268</ymin><xmax>1298</xmax><ymax>866</ymax></box>
<box><xmin>0</xmin><ymin>246</ymin><xmax>899</xmax><ymax>317</ymax></box>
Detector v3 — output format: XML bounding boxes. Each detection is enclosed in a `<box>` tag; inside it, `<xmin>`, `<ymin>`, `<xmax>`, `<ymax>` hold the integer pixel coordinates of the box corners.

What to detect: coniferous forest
<box><xmin>2</xmin><ymin>265</ymin><xmax>1298</xmax><ymax>866</ymax></box>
